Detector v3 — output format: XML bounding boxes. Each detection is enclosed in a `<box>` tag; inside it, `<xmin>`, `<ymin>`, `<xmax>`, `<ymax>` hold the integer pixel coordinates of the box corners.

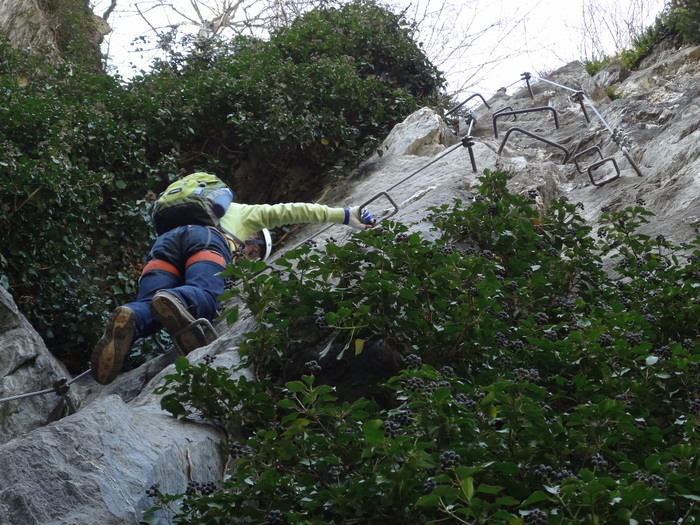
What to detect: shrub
<box><xmin>151</xmin><ymin>170</ymin><xmax>700</xmax><ymax>524</ymax></box>
<box><xmin>583</xmin><ymin>56</ymin><xmax>611</xmax><ymax>76</ymax></box>
<box><xmin>669</xmin><ymin>0</ymin><xmax>700</xmax><ymax>44</ymax></box>
<box><xmin>620</xmin><ymin>12</ymin><xmax>675</xmax><ymax>69</ymax></box>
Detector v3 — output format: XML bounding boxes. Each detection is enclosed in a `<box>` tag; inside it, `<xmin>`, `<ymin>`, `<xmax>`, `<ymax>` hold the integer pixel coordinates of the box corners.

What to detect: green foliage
<box><xmin>605</xmin><ymin>86</ymin><xmax>621</xmax><ymax>100</ymax></box>
<box><xmin>273</xmin><ymin>0</ymin><xmax>444</xmax><ymax>99</ymax></box>
<box><xmin>620</xmin><ymin>12</ymin><xmax>675</xmax><ymax>69</ymax></box>
<box><xmin>152</xmin><ymin>170</ymin><xmax>700</xmax><ymax>524</ymax></box>
<box><xmin>583</xmin><ymin>56</ymin><xmax>611</xmax><ymax>76</ymax></box>
<box><xmin>133</xmin><ymin>0</ymin><xmax>443</xmax><ymax>180</ymax></box>
<box><xmin>669</xmin><ymin>0</ymin><xmax>700</xmax><ymax>44</ymax></box>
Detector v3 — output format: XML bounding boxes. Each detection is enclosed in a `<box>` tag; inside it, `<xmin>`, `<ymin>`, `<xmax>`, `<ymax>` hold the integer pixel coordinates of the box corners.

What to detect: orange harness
<box><xmin>141</xmin><ymin>250</ymin><xmax>227</xmax><ymax>279</ymax></box>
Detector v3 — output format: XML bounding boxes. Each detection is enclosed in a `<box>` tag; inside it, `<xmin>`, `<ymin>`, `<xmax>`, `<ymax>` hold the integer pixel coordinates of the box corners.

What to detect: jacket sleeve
<box><xmin>220</xmin><ymin>202</ymin><xmax>346</xmax><ymax>243</ymax></box>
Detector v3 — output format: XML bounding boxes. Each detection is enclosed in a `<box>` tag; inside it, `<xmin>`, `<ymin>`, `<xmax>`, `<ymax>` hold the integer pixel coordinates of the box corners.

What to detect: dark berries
<box><xmin>597</xmin><ymin>333</ymin><xmax>614</xmax><ymax>347</ymax></box>
<box><xmin>525</xmin><ymin>509</ymin><xmax>548</xmax><ymax>524</ymax></box>
<box><xmin>267</xmin><ymin>509</ymin><xmax>286</xmax><ymax>525</ymax></box>
<box><xmin>403</xmin><ymin>377</ymin><xmax>424</xmax><ymax>392</ymax></box>
<box><xmin>690</xmin><ymin>399</ymin><xmax>700</xmax><ymax>415</ymax></box>
<box><xmin>543</xmin><ymin>329</ymin><xmax>558</xmax><ymax>342</ymax></box>
<box><xmin>514</xmin><ymin>368</ymin><xmax>540</xmax><ymax>382</ymax></box>
<box><xmin>304</xmin><ymin>360</ymin><xmax>322</xmax><ymax>375</ymax></box>
<box><xmin>627</xmin><ymin>332</ymin><xmax>643</xmax><ymax>346</ymax></box>
<box><xmin>145</xmin><ymin>484</ymin><xmax>159</xmax><ymax>498</ymax></box>
<box><xmin>403</xmin><ymin>354</ymin><xmax>422</xmax><ymax>370</ymax></box>
<box><xmin>439</xmin><ymin>450</ymin><xmax>461</xmax><ymax>470</ymax></box>
<box><xmin>534</xmin><ymin>312</ymin><xmax>549</xmax><ymax>325</ymax></box>
<box><xmin>591</xmin><ymin>453</ymin><xmax>609</xmax><ymax>471</ymax></box>
<box><xmin>423</xmin><ymin>480</ymin><xmax>437</xmax><ymax>494</ymax></box>
<box><xmin>185</xmin><ymin>480</ymin><xmax>216</xmax><ymax>496</ymax></box>
<box><xmin>380</xmin><ymin>420</ymin><xmax>401</xmax><ymax>438</ymax></box>
<box><xmin>229</xmin><ymin>441</ymin><xmax>254</xmax><ymax>459</ymax></box>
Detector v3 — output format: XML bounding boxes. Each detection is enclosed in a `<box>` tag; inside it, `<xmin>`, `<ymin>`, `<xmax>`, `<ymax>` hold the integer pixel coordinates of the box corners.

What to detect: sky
<box><xmin>93</xmin><ymin>0</ymin><xmax>667</xmax><ymax>97</ymax></box>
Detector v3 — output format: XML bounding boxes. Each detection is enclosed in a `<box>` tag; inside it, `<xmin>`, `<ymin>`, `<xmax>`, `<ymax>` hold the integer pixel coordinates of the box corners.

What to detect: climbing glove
<box><xmin>344</xmin><ymin>207</ymin><xmax>376</xmax><ymax>229</ymax></box>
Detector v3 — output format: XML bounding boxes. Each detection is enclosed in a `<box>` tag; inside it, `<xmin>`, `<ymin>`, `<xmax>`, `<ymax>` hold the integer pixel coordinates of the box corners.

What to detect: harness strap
<box><xmin>186</xmin><ymin>250</ymin><xmax>226</xmax><ymax>269</ymax></box>
<box><xmin>142</xmin><ymin>259</ymin><xmax>181</xmax><ymax>278</ymax></box>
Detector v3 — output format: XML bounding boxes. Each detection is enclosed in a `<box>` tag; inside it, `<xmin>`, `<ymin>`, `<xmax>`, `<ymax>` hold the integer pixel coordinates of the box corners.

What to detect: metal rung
<box><xmin>445</xmin><ymin>93</ymin><xmax>491</xmax><ymax>116</ymax></box>
<box><xmin>497</xmin><ymin>127</ymin><xmax>570</xmax><ymax>164</ymax></box>
<box><xmin>361</xmin><ymin>192</ymin><xmax>399</xmax><ymax>224</ymax></box>
<box><xmin>493</xmin><ymin>106</ymin><xmax>516</xmax><ymax>122</ymax></box>
<box><xmin>493</xmin><ymin>106</ymin><xmax>559</xmax><ymax>138</ymax></box>
<box><xmin>587</xmin><ymin>157</ymin><xmax>620</xmax><ymax>187</ymax></box>
<box><xmin>573</xmin><ymin>146</ymin><xmax>604</xmax><ymax>174</ymax></box>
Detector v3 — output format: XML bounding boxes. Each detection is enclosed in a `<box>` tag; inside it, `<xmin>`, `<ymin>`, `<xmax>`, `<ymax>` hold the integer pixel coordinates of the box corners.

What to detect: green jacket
<box><xmin>219</xmin><ymin>202</ymin><xmax>346</xmax><ymax>255</ymax></box>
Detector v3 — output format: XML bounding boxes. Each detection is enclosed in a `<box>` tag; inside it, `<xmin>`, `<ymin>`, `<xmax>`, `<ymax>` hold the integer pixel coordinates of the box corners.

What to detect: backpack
<box><xmin>151</xmin><ymin>172</ymin><xmax>233</xmax><ymax>235</ymax></box>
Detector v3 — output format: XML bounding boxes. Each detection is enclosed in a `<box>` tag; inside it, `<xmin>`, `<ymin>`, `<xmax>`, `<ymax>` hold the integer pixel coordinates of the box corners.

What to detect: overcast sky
<box><xmin>94</xmin><ymin>0</ymin><xmax>667</xmax><ymax>96</ymax></box>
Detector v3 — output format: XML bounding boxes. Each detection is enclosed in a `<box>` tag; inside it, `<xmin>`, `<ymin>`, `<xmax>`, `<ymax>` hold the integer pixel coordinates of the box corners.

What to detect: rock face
<box><xmin>0</xmin><ymin>43</ymin><xmax>699</xmax><ymax>524</ymax></box>
<box><xmin>0</xmin><ymin>0</ymin><xmax>59</xmax><ymax>56</ymax></box>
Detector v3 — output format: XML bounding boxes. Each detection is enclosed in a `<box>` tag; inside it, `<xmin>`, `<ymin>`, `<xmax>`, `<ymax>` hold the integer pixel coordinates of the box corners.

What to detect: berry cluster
<box><xmin>437</xmin><ymin>244</ymin><xmax>456</xmax><ymax>256</ymax></box>
<box><xmin>509</xmin><ymin>339</ymin><xmax>526</xmax><ymax>352</ymax></box>
<box><xmin>380</xmin><ymin>420</ymin><xmax>401</xmax><ymax>438</ymax></box>
<box><xmin>389</xmin><ymin>409</ymin><xmax>413</xmax><ymax>427</ymax></box>
<box><xmin>422</xmin><ymin>479</ymin><xmax>437</xmax><ymax>494</ymax></box>
<box><xmin>528</xmin><ymin>189</ymin><xmax>539</xmax><ymax>199</ymax></box>
<box><xmin>534</xmin><ymin>312</ymin><xmax>549</xmax><ymax>325</ymax></box>
<box><xmin>395</xmin><ymin>233</ymin><xmax>409</xmax><ymax>243</ymax></box>
<box><xmin>525</xmin><ymin>508</ymin><xmax>548</xmax><ymax>524</ymax></box>
<box><xmin>543</xmin><ymin>329</ymin><xmax>558</xmax><ymax>342</ymax></box>
<box><xmin>590</xmin><ymin>453</ymin><xmax>609</xmax><ymax>471</ymax></box>
<box><xmin>403</xmin><ymin>353</ymin><xmax>422</xmax><ymax>369</ymax></box>
<box><xmin>145</xmin><ymin>484</ymin><xmax>159</xmax><ymax>498</ymax></box>
<box><xmin>633</xmin><ymin>471</ymin><xmax>664</xmax><ymax>488</ymax></box>
<box><xmin>440</xmin><ymin>365</ymin><xmax>455</xmax><ymax>377</ymax></box>
<box><xmin>229</xmin><ymin>441</ymin><xmax>254</xmax><ymax>459</ymax></box>
<box><xmin>203</xmin><ymin>354</ymin><xmax>216</xmax><ymax>365</ymax></box>
<box><xmin>494</xmin><ymin>331</ymin><xmax>508</xmax><ymax>347</ymax></box>
<box><xmin>454</xmin><ymin>393</ymin><xmax>477</xmax><ymax>409</ymax></box>
<box><xmin>627</xmin><ymin>332</ymin><xmax>643</xmax><ymax>346</ymax></box>
<box><xmin>439</xmin><ymin>450</ymin><xmax>461</xmax><ymax>470</ymax></box>
<box><xmin>597</xmin><ymin>333</ymin><xmax>614</xmax><ymax>347</ymax></box>
<box><xmin>402</xmin><ymin>377</ymin><xmax>424</xmax><ymax>392</ymax></box>
<box><xmin>689</xmin><ymin>398</ymin><xmax>700</xmax><ymax>415</ymax></box>
<box><xmin>514</xmin><ymin>368</ymin><xmax>540</xmax><ymax>382</ymax></box>
<box><xmin>304</xmin><ymin>360</ymin><xmax>322</xmax><ymax>375</ymax></box>
<box><xmin>185</xmin><ymin>480</ymin><xmax>217</xmax><ymax>496</ymax></box>
<box><xmin>267</xmin><ymin>509</ymin><xmax>286</xmax><ymax>525</ymax></box>
<box><xmin>533</xmin><ymin>464</ymin><xmax>579</xmax><ymax>482</ymax></box>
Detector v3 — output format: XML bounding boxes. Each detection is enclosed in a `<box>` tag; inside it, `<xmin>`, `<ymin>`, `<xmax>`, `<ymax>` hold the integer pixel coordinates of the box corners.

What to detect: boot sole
<box><xmin>90</xmin><ymin>307</ymin><xmax>135</xmax><ymax>384</ymax></box>
<box><xmin>151</xmin><ymin>292</ymin><xmax>196</xmax><ymax>335</ymax></box>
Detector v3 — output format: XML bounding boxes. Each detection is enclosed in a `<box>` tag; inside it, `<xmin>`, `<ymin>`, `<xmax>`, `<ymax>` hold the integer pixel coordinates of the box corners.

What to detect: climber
<box><xmin>90</xmin><ymin>178</ymin><xmax>376</xmax><ymax>385</ymax></box>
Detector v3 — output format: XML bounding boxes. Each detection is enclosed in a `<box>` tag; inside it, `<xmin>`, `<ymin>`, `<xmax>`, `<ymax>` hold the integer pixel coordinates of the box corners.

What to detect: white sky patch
<box><xmin>93</xmin><ymin>0</ymin><xmax>667</xmax><ymax>97</ymax></box>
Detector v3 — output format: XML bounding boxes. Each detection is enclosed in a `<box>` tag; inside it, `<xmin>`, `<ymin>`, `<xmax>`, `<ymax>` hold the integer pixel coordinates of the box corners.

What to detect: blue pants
<box><xmin>125</xmin><ymin>225</ymin><xmax>232</xmax><ymax>339</ymax></box>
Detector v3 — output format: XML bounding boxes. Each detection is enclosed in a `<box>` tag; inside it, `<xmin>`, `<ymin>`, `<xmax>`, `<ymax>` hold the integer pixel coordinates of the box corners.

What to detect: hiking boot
<box><xmin>151</xmin><ymin>291</ymin><xmax>196</xmax><ymax>335</ymax></box>
<box><xmin>90</xmin><ymin>306</ymin><xmax>136</xmax><ymax>385</ymax></box>
<box><xmin>151</xmin><ymin>291</ymin><xmax>217</xmax><ymax>354</ymax></box>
